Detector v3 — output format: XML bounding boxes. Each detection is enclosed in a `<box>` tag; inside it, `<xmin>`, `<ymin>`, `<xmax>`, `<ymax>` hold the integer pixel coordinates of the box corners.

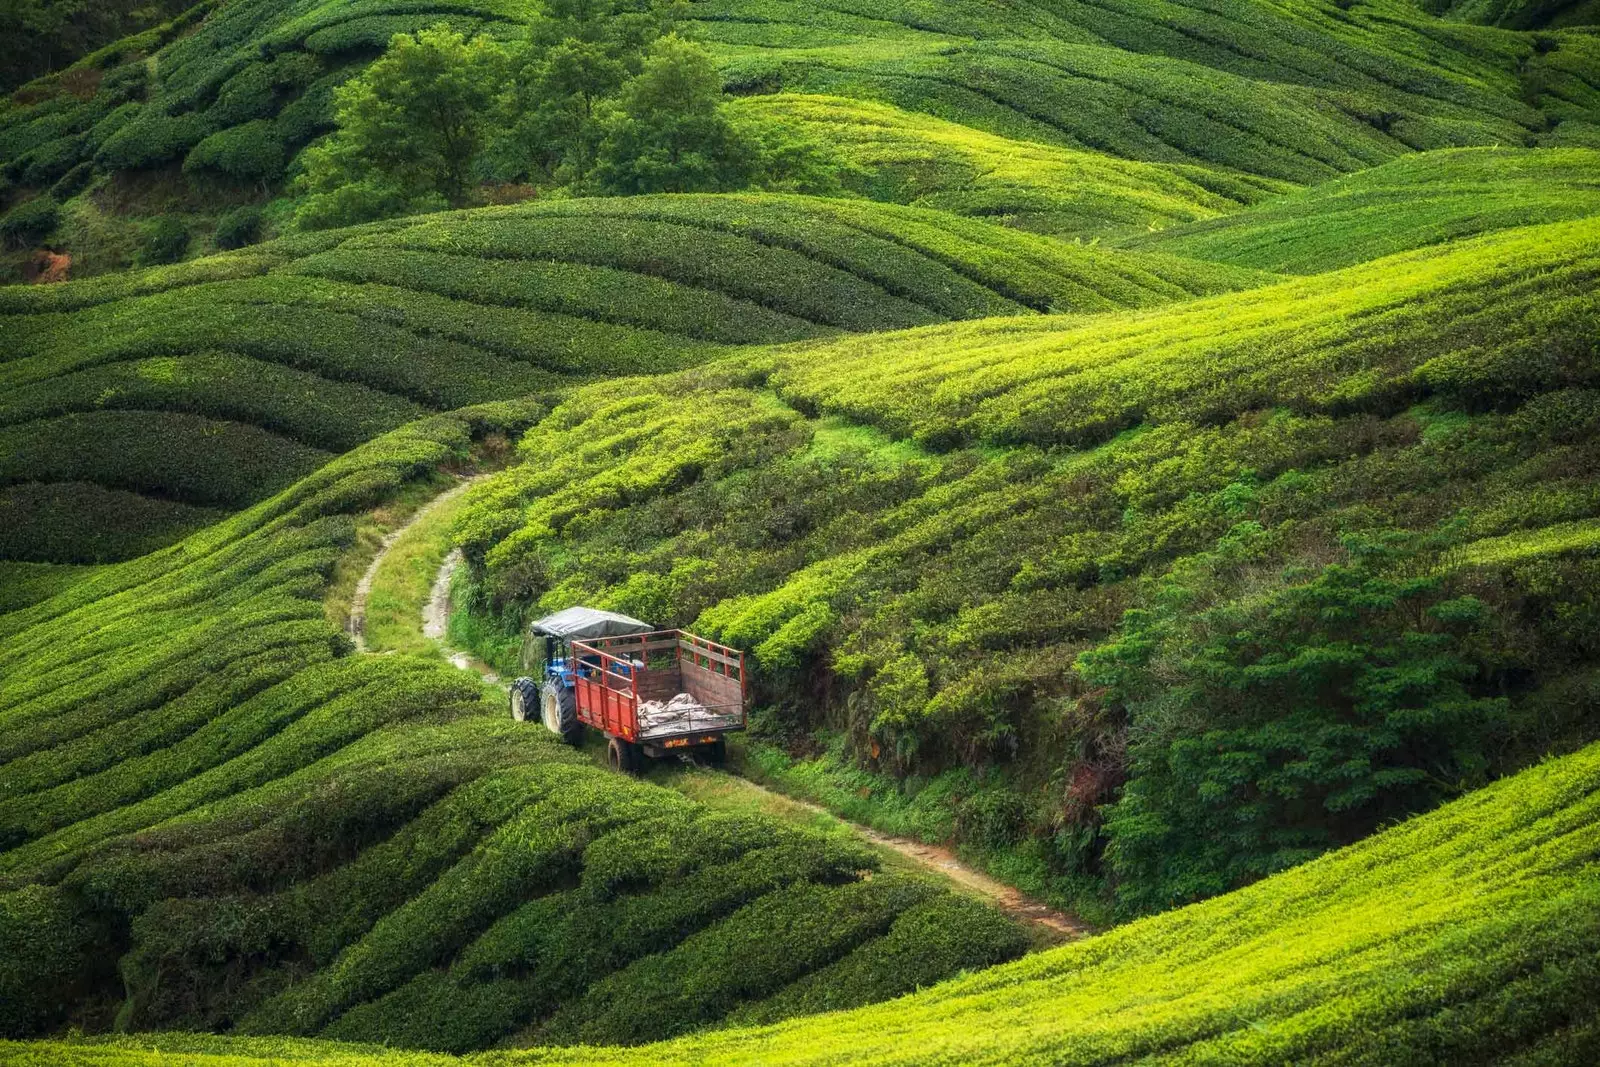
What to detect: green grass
<box><xmin>1121</xmin><ymin>146</ymin><xmax>1600</xmax><ymax>272</ymax></box>
<box><xmin>362</xmin><ymin>482</ymin><xmax>473</xmax><ymax>657</ymax></box>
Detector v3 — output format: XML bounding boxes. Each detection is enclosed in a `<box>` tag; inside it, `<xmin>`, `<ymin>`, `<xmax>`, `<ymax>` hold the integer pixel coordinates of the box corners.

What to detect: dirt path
<box><xmin>423</xmin><ymin>546</ymin><xmax>500</xmax><ymax>681</ymax></box>
<box><xmin>840</xmin><ymin>821</ymin><xmax>1089</xmax><ymax>937</ymax></box>
<box><xmin>348</xmin><ymin>476</ymin><xmax>482</xmax><ymax>656</ymax></box>
<box><xmin>365</xmin><ymin>480</ymin><xmax>1086</xmax><ymax>939</ymax></box>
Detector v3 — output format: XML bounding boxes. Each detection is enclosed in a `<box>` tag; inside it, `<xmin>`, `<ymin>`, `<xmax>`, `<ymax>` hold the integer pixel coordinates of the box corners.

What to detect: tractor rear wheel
<box><xmin>509</xmin><ymin>678</ymin><xmax>538</xmax><ymax>722</ymax></box>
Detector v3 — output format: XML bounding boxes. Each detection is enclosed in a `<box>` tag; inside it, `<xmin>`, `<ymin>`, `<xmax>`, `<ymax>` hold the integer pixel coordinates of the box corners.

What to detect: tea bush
<box><xmin>0</xmin><ymin>404</ymin><xmax>1025</xmax><ymax>1045</ymax></box>
<box><xmin>461</xmin><ymin>216</ymin><xmax>1600</xmax><ymax>919</ymax></box>
<box><xmin>727</xmin><ymin>94</ymin><xmax>1288</xmax><ymax>238</ymax></box>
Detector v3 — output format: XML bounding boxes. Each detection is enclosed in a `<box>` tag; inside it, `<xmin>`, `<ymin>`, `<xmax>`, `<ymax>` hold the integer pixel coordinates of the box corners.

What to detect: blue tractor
<box><xmin>508</xmin><ymin>606</ymin><xmax>652</xmax><ymax>746</ymax></box>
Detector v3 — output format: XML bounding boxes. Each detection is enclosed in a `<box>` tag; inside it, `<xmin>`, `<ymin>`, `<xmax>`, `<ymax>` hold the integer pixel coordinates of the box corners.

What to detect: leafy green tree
<box><xmin>490</xmin><ymin>0</ymin><xmax>678</xmax><ymax>181</ymax></box>
<box><xmin>590</xmin><ymin>35</ymin><xmax>757</xmax><ymax>195</ymax></box>
<box><xmin>1080</xmin><ymin>525</ymin><xmax>1508</xmax><ymax>916</ymax></box>
<box><xmin>294</xmin><ymin>25</ymin><xmax>508</xmax><ymax>228</ymax></box>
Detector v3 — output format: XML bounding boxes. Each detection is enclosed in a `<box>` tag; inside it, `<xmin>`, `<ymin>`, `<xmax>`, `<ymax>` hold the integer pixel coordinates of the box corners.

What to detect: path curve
<box><xmin>347</xmin><ymin>475</ymin><xmax>483</xmax><ymax>655</ymax></box>
<box><xmin>364</xmin><ymin>479</ymin><xmax>1087</xmax><ymax>938</ymax></box>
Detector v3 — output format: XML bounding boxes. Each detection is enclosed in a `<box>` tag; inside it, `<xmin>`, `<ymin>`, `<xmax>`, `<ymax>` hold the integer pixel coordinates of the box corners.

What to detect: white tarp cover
<box><xmin>638</xmin><ymin>692</ymin><xmax>740</xmax><ymax>738</ymax></box>
<box><xmin>528</xmin><ymin>606</ymin><xmax>652</xmax><ymax>641</ymax></box>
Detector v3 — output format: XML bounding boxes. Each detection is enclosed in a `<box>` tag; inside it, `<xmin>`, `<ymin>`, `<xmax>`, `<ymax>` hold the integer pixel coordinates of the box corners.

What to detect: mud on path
<box><xmin>360</xmin><ymin>478</ymin><xmax>1087</xmax><ymax>939</ymax></box>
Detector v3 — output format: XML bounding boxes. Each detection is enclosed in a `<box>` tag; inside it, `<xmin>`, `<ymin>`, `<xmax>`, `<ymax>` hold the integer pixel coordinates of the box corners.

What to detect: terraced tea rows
<box><xmin>728</xmin><ymin>95</ymin><xmax>1289</xmax><ymax>237</ymax></box>
<box><xmin>1</xmin><ymin>193</ymin><xmax>1258</xmax><ymax>564</ymax></box>
<box><xmin>692</xmin><ymin>0</ymin><xmax>1592</xmax><ymax>181</ymax></box>
<box><xmin>458</xmin><ymin>214</ymin><xmax>1600</xmax><ymax>918</ymax></box>
<box><xmin>1122</xmin><ymin>145</ymin><xmax>1600</xmax><ymax>271</ymax></box>
<box><xmin>8</xmin><ymin>728</ymin><xmax>1598</xmax><ymax>1064</ymax></box>
<box><xmin>0</xmin><ymin>406</ymin><xmax>1027</xmax><ymax>1050</ymax></box>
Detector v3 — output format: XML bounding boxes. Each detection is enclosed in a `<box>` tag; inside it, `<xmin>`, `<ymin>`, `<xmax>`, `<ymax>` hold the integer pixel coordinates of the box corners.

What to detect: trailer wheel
<box><xmin>509</xmin><ymin>678</ymin><xmax>538</xmax><ymax>722</ymax></box>
<box><xmin>606</xmin><ymin>736</ymin><xmax>642</xmax><ymax>775</ymax></box>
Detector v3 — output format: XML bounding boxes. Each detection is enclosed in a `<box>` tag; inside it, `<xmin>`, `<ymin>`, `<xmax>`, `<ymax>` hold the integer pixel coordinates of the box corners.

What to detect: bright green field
<box><xmin>4</xmin><ymin>728</ymin><xmax>1597</xmax><ymax>1062</ymax></box>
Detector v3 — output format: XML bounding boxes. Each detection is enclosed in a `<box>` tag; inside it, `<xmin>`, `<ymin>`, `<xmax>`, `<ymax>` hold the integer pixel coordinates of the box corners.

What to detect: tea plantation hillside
<box><xmin>8</xmin><ymin>729</ymin><xmax>1599</xmax><ymax>1064</ymax></box>
<box><xmin>2</xmin><ymin>192</ymin><xmax>1260</xmax><ymax>564</ymax></box>
<box><xmin>0</xmin><ymin>407</ymin><xmax>1029</xmax><ymax>1051</ymax></box>
<box><xmin>2</xmin><ymin>0</ymin><xmax>1600</xmax><ymax>1062</ymax></box>
<box><xmin>5</xmin><ymin>0</ymin><xmax>1599</xmax><ymax>278</ymax></box>
<box><xmin>1121</xmin><ymin>145</ymin><xmax>1600</xmax><ymax>271</ymax></box>
<box><xmin>457</xmin><ymin>215</ymin><xmax>1600</xmax><ymax>917</ymax></box>
<box><xmin>726</xmin><ymin>95</ymin><xmax>1292</xmax><ymax>238</ymax></box>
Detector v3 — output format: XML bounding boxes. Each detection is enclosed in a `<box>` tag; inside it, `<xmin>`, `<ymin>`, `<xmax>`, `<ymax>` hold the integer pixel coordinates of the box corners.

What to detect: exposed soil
<box><xmin>424</xmin><ymin>546</ymin><xmax>500</xmax><ymax>680</ymax></box>
<box><xmin>835</xmin><ymin>822</ymin><xmax>1090</xmax><ymax>937</ymax></box>
<box><xmin>25</xmin><ymin>250</ymin><xmax>70</xmax><ymax>284</ymax></box>
<box><xmin>358</xmin><ymin>478</ymin><xmax>1087</xmax><ymax>939</ymax></box>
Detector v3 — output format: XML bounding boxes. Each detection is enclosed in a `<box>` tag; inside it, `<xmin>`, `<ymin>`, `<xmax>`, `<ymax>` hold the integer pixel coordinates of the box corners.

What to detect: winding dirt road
<box><xmin>353</xmin><ymin>478</ymin><xmax>1087</xmax><ymax>940</ymax></box>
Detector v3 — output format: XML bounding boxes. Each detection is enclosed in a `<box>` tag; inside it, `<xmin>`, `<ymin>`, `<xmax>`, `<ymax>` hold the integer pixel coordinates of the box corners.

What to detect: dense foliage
<box><xmin>457</xmin><ymin>216</ymin><xmax>1600</xmax><ymax>918</ymax></box>
<box><xmin>6</xmin><ymin>729</ymin><xmax>1600</xmax><ymax>1062</ymax></box>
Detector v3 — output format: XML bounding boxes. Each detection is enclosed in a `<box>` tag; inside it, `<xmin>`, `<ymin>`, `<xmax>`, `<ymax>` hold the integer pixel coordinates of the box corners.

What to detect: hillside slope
<box><xmin>1120</xmin><ymin>145</ymin><xmax>1600</xmax><ymax>271</ymax></box>
<box><xmin>1</xmin><ymin>0</ymin><xmax>1599</xmax><ymax>1061</ymax></box>
<box><xmin>457</xmin><ymin>215</ymin><xmax>1600</xmax><ymax>916</ymax></box>
<box><xmin>6</xmin><ymin>727</ymin><xmax>1598</xmax><ymax>1063</ymax></box>
<box><xmin>0</xmin><ymin>409</ymin><xmax>1028</xmax><ymax>1050</ymax></box>
<box><xmin>0</xmin><ymin>193</ymin><xmax>1261</xmax><ymax>564</ymax></box>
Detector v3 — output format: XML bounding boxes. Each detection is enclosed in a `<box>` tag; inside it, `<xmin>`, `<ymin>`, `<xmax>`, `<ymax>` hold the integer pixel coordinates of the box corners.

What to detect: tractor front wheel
<box><xmin>540</xmin><ymin>679</ymin><xmax>581</xmax><ymax>744</ymax></box>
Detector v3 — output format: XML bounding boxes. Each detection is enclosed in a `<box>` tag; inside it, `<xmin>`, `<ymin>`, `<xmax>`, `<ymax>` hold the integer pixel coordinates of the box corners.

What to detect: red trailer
<box><xmin>570</xmin><ymin>629</ymin><xmax>748</xmax><ymax>773</ymax></box>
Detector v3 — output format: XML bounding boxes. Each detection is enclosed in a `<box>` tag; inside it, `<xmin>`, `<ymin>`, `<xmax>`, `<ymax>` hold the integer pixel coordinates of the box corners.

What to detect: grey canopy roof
<box><xmin>528</xmin><ymin>606</ymin><xmax>652</xmax><ymax>640</ymax></box>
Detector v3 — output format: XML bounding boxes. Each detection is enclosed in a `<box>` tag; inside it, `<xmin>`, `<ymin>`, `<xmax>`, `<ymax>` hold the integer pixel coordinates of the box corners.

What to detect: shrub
<box><xmin>0</xmin><ymin>482</ymin><xmax>226</xmax><ymax>564</ymax></box>
<box><xmin>214</xmin><ymin>205</ymin><xmax>264</xmax><ymax>249</ymax></box>
<box><xmin>0</xmin><ymin>195</ymin><xmax>58</xmax><ymax>247</ymax></box>
<box><xmin>0</xmin><ymin>886</ymin><xmax>101</xmax><ymax>1037</ymax></box>
<box><xmin>137</xmin><ymin>216</ymin><xmax>190</xmax><ymax>265</ymax></box>
<box><xmin>94</xmin><ymin>108</ymin><xmax>213</xmax><ymax>170</ymax></box>
<box><xmin>0</xmin><ymin>410</ymin><xmax>330</xmax><ymax>508</ymax></box>
<box><xmin>184</xmin><ymin>121</ymin><xmax>288</xmax><ymax>183</ymax></box>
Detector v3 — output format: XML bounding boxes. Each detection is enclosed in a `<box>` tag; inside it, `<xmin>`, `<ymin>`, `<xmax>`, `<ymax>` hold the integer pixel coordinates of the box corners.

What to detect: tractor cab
<box><xmin>510</xmin><ymin>607</ymin><xmax>652</xmax><ymax>741</ymax></box>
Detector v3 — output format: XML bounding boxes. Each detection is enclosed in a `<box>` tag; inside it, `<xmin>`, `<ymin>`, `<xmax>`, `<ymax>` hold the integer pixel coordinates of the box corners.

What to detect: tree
<box><xmin>294</xmin><ymin>25</ymin><xmax>508</xmax><ymax>228</ymax></box>
<box><xmin>1079</xmin><ymin>526</ymin><xmax>1508</xmax><ymax>916</ymax></box>
<box><xmin>590</xmin><ymin>35</ymin><xmax>757</xmax><ymax>195</ymax></box>
<box><xmin>490</xmin><ymin>0</ymin><xmax>678</xmax><ymax>182</ymax></box>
